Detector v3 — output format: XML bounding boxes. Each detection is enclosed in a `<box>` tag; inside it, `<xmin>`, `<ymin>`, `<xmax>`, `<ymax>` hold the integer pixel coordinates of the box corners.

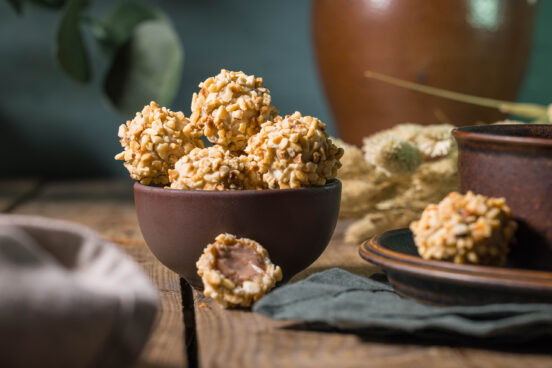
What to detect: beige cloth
<box><xmin>0</xmin><ymin>215</ymin><xmax>158</xmax><ymax>368</ymax></box>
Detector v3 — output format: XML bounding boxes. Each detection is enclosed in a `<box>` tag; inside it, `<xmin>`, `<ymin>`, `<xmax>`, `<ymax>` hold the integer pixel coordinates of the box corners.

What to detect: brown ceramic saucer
<box><xmin>359</xmin><ymin>228</ymin><xmax>552</xmax><ymax>306</ymax></box>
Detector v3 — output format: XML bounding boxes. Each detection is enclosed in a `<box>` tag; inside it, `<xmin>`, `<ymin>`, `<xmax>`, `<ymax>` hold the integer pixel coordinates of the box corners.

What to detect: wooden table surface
<box><xmin>1</xmin><ymin>179</ymin><xmax>551</xmax><ymax>368</ymax></box>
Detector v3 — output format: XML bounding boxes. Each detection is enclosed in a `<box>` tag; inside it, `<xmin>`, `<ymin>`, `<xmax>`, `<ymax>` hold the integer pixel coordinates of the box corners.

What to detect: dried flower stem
<box><xmin>364</xmin><ymin>70</ymin><xmax>550</xmax><ymax>123</ymax></box>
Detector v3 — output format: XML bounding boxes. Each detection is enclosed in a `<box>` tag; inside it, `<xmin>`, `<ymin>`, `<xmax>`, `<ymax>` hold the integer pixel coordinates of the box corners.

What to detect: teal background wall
<box><xmin>518</xmin><ymin>0</ymin><xmax>552</xmax><ymax>106</ymax></box>
<box><xmin>1</xmin><ymin>0</ymin><xmax>551</xmax><ymax>178</ymax></box>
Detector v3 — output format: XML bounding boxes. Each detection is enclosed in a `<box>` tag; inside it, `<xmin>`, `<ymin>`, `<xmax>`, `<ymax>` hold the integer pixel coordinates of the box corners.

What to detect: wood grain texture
<box><xmin>4</xmin><ymin>180</ymin><xmax>552</xmax><ymax>368</ymax></box>
<box><xmin>122</xmin><ymin>244</ymin><xmax>186</xmax><ymax>368</ymax></box>
<box><xmin>10</xmin><ymin>179</ymin><xmax>144</xmax><ymax>242</ymax></box>
<box><xmin>291</xmin><ymin>220</ymin><xmax>379</xmax><ymax>281</ymax></box>
<box><xmin>193</xmin><ymin>222</ymin><xmax>552</xmax><ymax>368</ymax></box>
<box><xmin>5</xmin><ymin>180</ymin><xmax>186</xmax><ymax>368</ymax></box>
<box><xmin>0</xmin><ymin>179</ymin><xmax>40</xmax><ymax>212</ymax></box>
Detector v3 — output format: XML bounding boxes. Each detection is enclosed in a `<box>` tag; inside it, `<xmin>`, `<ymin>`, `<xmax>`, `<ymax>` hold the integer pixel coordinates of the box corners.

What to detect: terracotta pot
<box><xmin>313</xmin><ymin>0</ymin><xmax>538</xmax><ymax>146</ymax></box>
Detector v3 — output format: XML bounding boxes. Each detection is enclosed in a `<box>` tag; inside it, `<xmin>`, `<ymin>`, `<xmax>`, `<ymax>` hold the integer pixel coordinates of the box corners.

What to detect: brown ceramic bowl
<box><xmin>134</xmin><ymin>180</ymin><xmax>341</xmax><ymax>288</ymax></box>
<box><xmin>452</xmin><ymin>124</ymin><xmax>552</xmax><ymax>271</ymax></box>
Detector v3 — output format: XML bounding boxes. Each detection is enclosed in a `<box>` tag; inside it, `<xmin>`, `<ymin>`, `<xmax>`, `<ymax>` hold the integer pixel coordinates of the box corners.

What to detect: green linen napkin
<box><xmin>253</xmin><ymin>268</ymin><xmax>552</xmax><ymax>341</ymax></box>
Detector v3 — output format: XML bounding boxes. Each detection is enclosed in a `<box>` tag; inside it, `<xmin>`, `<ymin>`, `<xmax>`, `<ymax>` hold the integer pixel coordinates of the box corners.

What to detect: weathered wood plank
<box><xmin>7</xmin><ymin>180</ymin><xmax>551</xmax><ymax>368</ymax></box>
<box><xmin>11</xmin><ymin>179</ymin><xmax>144</xmax><ymax>242</ymax></box>
<box><xmin>8</xmin><ymin>180</ymin><xmax>186</xmax><ymax>368</ymax></box>
<box><xmin>291</xmin><ymin>220</ymin><xmax>379</xmax><ymax>281</ymax></box>
<box><xmin>122</xmin><ymin>244</ymin><xmax>186</xmax><ymax>368</ymax></box>
<box><xmin>0</xmin><ymin>179</ymin><xmax>40</xmax><ymax>212</ymax></box>
<box><xmin>192</xmin><ymin>221</ymin><xmax>552</xmax><ymax>368</ymax></box>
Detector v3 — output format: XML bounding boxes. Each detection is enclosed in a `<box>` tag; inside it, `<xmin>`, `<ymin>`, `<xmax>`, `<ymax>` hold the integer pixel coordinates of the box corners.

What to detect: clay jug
<box><xmin>312</xmin><ymin>0</ymin><xmax>538</xmax><ymax>145</ymax></box>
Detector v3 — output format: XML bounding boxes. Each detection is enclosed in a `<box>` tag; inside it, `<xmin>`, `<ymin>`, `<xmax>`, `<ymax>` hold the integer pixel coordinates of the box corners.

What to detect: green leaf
<box><xmin>6</xmin><ymin>0</ymin><xmax>24</xmax><ymax>14</ymax></box>
<box><xmin>55</xmin><ymin>0</ymin><xmax>91</xmax><ymax>82</ymax></box>
<box><xmin>91</xmin><ymin>1</ymin><xmax>158</xmax><ymax>58</ymax></box>
<box><xmin>103</xmin><ymin>19</ymin><xmax>183</xmax><ymax>115</ymax></box>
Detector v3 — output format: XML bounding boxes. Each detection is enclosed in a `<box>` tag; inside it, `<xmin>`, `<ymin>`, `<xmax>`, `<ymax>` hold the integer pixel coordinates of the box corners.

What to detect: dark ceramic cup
<box><xmin>134</xmin><ymin>180</ymin><xmax>341</xmax><ymax>288</ymax></box>
<box><xmin>452</xmin><ymin>125</ymin><xmax>552</xmax><ymax>271</ymax></box>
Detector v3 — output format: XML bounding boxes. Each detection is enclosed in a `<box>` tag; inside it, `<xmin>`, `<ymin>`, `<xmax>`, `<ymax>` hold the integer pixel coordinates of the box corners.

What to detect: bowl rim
<box><xmin>133</xmin><ymin>178</ymin><xmax>341</xmax><ymax>196</ymax></box>
<box><xmin>452</xmin><ymin>124</ymin><xmax>552</xmax><ymax>147</ymax></box>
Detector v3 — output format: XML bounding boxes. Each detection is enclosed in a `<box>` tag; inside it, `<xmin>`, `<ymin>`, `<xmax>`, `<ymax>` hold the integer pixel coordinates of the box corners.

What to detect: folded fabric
<box><xmin>0</xmin><ymin>215</ymin><xmax>158</xmax><ymax>368</ymax></box>
<box><xmin>254</xmin><ymin>268</ymin><xmax>552</xmax><ymax>341</ymax></box>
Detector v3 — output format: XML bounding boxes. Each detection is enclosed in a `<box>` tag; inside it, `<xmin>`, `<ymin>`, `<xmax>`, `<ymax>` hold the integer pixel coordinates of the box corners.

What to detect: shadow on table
<box><xmin>281</xmin><ymin>322</ymin><xmax>552</xmax><ymax>355</ymax></box>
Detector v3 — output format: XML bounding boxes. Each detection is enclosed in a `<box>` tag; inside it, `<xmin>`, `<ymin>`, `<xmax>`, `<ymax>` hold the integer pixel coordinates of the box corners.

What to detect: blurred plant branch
<box><xmin>6</xmin><ymin>0</ymin><xmax>183</xmax><ymax>116</ymax></box>
<box><xmin>364</xmin><ymin>70</ymin><xmax>551</xmax><ymax>124</ymax></box>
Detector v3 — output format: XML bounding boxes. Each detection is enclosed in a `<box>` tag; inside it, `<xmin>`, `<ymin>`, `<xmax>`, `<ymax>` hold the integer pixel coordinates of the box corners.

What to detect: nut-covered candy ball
<box><xmin>115</xmin><ymin>101</ymin><xmax>203</xmax><ymax>185</ymax></box>
<box><xmin>168</xmin><ymin>146</ymin><xmax>261</xmax><ymax>191</ymax></box>
<box><xmin>197</xmin><ymin>233</ymin><xmax>283</xmax><ymax>308</ymax></box>
<box><xmin>245</xmin><ymin>112</ymin><xmax>344</xmax><ymax>189</ymax></box>
<box><xmin>410</xmin><ymin>191</ymin><xmax>517</xmax><ymax>266</ymax></box>
<box><xmin>190</xmin><ymin>69</ymin><xmax>278</xmax><ymax>151</ymax></box>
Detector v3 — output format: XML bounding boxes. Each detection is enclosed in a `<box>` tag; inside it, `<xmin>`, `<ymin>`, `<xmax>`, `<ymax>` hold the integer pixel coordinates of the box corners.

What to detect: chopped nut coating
<box><xmin>197</xmin><ymin>233</ymin><xmax>283</xmax><ymax>308</ymax></box>
<box><xmin>115</xmin><ymin>101</ymin><xmax>203</xmax><ymax>185</ymax></box>
<box><xmin>168</xmin><ymin>146</ymin><xmax>261</xmax><ymax>191</ymax></box>
<box><xmin>245</xmin><ymin>112</ymin><xmax>344</xmax><ymax>189</ymax></box>
<box><xmin>410</xmin><ymin>191</ymin><xmax>517</xmax><ymax>266</ymax></box>
<box><xmin>191</xmin><ymin>69</ymin><xmax>278</xmax><ymax>151</ymax></box>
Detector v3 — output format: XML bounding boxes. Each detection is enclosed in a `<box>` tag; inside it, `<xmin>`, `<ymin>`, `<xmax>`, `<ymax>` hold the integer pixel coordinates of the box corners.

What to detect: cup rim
<box><xmin>452</xmin><ymin>124</ymin><xmax>552</xmax><ymax>147</ymax></box>
<box><xmin>134</xmin><ymin>178</ymin><xmax>341</xmax><ymax>196</ymax></box>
